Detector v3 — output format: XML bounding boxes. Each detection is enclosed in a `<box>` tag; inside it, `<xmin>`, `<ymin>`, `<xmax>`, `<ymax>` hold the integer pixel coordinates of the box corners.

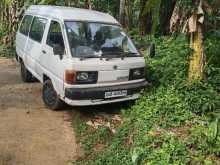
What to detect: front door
<box><xmin>39</xmin><ymin>20</ymin><xmax>66</xmax><ymax>96</ymax></box>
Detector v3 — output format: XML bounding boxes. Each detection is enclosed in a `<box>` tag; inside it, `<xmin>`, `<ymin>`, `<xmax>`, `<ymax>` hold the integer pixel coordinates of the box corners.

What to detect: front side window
<box><xmin>19</xmin><ymin>15</ymin><xmax>33</xmax><ymax>36</ymax></box>
<box><xmin>29</xmin><ymin>17</ymin><xmax>47</xmax><ymax>43</ymax></box>
<box><xmin>47</xmin><ymin>21</ymin><xmax>64</xmax><ymax>48</ymax></box>
<box><xmin>65</xmin><ymin>21</ymin><xmax>139</xmax><ymax>58</ymax></box>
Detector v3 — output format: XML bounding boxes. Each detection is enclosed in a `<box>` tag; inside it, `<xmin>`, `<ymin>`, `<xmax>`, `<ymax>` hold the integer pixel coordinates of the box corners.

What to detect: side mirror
<box><xmin>53</xmin><ymin>44</ymin><xmax>64</xmax><ymax>58</ymax></box>
<box><xmin>146</xmin><ymin>43</ymin><xmax>156</xmax><ymax>58</ymax></box>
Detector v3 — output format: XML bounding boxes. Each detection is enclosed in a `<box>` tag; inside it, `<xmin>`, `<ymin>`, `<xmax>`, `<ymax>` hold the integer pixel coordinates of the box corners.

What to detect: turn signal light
<box><xmin>65</xmin><ymin>70</ymin><xmax>76</xmax><ymax>84</ymax></box>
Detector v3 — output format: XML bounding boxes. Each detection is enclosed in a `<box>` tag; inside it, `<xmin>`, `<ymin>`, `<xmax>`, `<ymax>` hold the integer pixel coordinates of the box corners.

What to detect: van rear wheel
<box><xmin>20</xmin><ymin>61</ymin><xmax>33</xmax><ymax>82</ymax></box>
<box><xmin>42</xmin><ymin>80</ymin><xmax>64</xmax><ymax>110</ymax></box>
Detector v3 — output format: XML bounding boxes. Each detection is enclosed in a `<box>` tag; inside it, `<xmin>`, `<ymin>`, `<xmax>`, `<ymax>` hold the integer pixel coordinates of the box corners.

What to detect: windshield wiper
<box><xmin>79</xmin><ymin>55</ymin><xmax>101</xmax><ymax>60</ymax></box>
<box><xmin>122</xmin><ymin>52</ymin><xmax>139</xmax><ymax>56</ymax></box>
<box><xmin>102</xmin><ymin>52</ymin><xmax>139</xmax><ymax>57</ymax></box>
<box><xmin>78</xmin><ymin>52</ymin><xmax>139</xmax><ymax>60</ymax></box>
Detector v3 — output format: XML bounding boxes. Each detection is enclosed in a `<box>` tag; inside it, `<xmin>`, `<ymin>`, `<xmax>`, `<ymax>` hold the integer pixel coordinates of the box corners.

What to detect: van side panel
<box><xmin>24</xmin><ymin>37</ymin><xmax>43</xmax><ymax>81</ymax></box>
<box><xmin>16</xmin><ymin>15</ymin><xmax>33</xmax><ymax>61</ymax></box>
<box><xmin>23</xmin><ymin>16</ymin><xmax>48</xmax><ymax>82</ymax></box>
<box><xmin>16</xmin><ymin>33</ymin><xmax>28</xmax><ymax>60</ymax></box>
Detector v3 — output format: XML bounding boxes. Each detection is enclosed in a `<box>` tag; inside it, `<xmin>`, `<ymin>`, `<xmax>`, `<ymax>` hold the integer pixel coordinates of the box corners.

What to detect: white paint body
<box><xmin>16</xmin><ymin>5</ymin><xmax>146</xmax><ymax>106</ymax></box>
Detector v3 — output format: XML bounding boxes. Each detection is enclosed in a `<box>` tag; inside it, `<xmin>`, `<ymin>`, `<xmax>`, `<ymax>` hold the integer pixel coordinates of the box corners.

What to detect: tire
<box><xmin>20</xmin><ymin>61</ymin><xmax>33</xmax><ymax>82</ymax></box>
<box><xmin>15</xmin><ymin>53</ymin><xmax>19</xmax><ymax>62</ymax></box>
<box><xmin>42</xmin><ymin>80</ymin><xmax>64</xmax><ymax>110</ymax></box>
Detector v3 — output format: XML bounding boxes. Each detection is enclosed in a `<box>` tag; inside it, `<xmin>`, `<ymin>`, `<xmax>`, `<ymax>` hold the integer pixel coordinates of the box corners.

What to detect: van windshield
<box><xmin>65</xmin><ymin>21</ymin><xmax>139</xmax><ymax>58</ymax></box>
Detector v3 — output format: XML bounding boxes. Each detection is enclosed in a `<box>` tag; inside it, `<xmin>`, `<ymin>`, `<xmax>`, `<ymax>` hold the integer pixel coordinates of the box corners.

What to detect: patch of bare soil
<box><xmin>0</xmin><ymin>58</ymin><xmax>79</xmax><ymax>165</ymax></box>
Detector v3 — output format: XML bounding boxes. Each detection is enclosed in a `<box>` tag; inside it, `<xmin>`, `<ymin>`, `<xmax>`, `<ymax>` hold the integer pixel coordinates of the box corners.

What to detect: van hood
<box><xmin>71</xmin><ymin>57</ymin><xmax>145</xmax><ymax>71</ymax></box>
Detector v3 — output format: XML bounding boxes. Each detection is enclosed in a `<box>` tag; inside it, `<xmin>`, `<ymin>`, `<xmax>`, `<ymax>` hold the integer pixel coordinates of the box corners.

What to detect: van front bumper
<box><xmin>64</xmin><ymin>81</ymin><xmax>149</xmax><ymax>101</ymax></box>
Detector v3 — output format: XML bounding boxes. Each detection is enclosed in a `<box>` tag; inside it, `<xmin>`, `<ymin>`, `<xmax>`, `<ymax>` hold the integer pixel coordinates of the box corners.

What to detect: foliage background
<box><xmin>73</xmin><ymin>33</ymin><xmax>220</xmax><ymax>165</ymax></box>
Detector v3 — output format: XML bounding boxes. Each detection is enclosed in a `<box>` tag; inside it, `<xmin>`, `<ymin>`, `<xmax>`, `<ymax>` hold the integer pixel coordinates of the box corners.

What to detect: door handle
<box><xmin>42</xmin><ymin>50</ymin><xmax>46</xmax><ymax>54</ymax></box>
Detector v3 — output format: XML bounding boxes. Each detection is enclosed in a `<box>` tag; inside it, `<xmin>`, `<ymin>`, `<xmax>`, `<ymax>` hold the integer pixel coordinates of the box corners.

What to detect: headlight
<box><xmin>133</xmin><ymin>70</ymin><xmax>142</xmax><ymax>77</ymax></box>
<box><xmin>76</xmin><ymin>71</ymin><xmax>98</xmax><ymax>84</ymax></box>
<box><xmin>76</xmin><ymin>72</ymin><xmax>89</xmax><ymax>81</ymax></box>
<box><xmin>129</xmin><ymin>68</ymin><xmax>145</xmax><ymax>80</ymax></box>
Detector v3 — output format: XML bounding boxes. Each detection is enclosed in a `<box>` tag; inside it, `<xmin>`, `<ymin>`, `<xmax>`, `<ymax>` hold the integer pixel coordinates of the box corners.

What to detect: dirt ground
<box><xmin>0</xmin><ymin>58</ymin><xmax>80</xmax><ymax>165</ymax></box>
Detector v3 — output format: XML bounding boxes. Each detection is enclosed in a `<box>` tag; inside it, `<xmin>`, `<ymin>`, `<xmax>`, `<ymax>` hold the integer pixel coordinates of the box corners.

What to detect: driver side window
<box><xmin>47</xmin><ymin>21</ymin><xmax>64</xmax><ymax>50</ymax></box>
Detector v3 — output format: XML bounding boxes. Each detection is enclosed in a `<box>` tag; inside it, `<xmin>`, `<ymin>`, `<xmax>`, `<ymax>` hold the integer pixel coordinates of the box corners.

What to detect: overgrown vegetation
<box><xmin>73</xmin><ymin>34</ymin><xmax>220</xmax><ymax>165</ymax></box>
<box><xmin>0</xmin><ymin>44</ymin><xmax>15</xmax><ymax>58</ymax></box>
<box><xmin>0</xmin><ymin>27</ymin><xmax>15</xmax><ymax>58</ymax></box>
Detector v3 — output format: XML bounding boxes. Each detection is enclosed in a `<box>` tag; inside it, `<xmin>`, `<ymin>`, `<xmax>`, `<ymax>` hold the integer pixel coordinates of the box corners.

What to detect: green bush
<box><xmin>180</xmin><ymin>82</ymin><xmax>220</xmax><ymax>114</ymax></box>
<box><xmin>0</xmin><ymin>44</ymin><xmax>15</xmax><ymax>58</ymax></box>
<box><xmin>0</xmin><ymin>27</ymin><xmax>15</xmax><ymax>58</ymax></box>
<box><xmin>75</xmin><ymin>34</ymin><xmax>220</xmax><ymax>165</ymax></box>
<box><xmin>139</xmin><ymin>132</ymin><xmax>190</xmax><ymax>165</ymax></box>
<box><xmin>0</xmin><ymin>26</ymin><xmax>6</xmax><ymax>39</ymax></box>
<box><xmin>205</xmin><ymin>31</ymin><xmax>220</xmax><ymax>67</ymax></box>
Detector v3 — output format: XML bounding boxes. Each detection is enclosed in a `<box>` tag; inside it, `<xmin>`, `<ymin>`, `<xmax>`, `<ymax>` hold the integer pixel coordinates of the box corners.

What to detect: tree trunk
<box><xmin>188</xmin><ymin>0</ymin><xmax>205</xmax><ymax>81</ymax></box>
<box><xmin>119</xmin><ymin>0</ymin><xmax>125</xmax><ymax>26</ymax></box>
<box><xmin>0</xmin><ymin>2</ymin><xmax>3</xmax><ymax>28</ymax></box>
<box><xmin>139</xmin><ymin>0</ymin><xmax>152</xmax><ymax>35</ymax></box>
<box><xmin>11</xmin><ymin>0</ymin><xmax>19</xmax><ymax>37</ymax></box>
<box><xmin>85</xmin><ymin>0</ymin><xmax>92</xmax><ymax>10</ymax></box>
<box><xmin>169</xmin><ymin>0</ymin><xmax>190</xmax><ymax>33</ymax></box>
<box><xmin>160</xmin><ymin>0</ymin><xmax>176</xmax><ymax>35</ymax></box>
<box><xmin>64</xmin><ymin>0</ymin><xmax>79</xmax><ymax>7</ymax></box>
<box><xmin>0</xmin><ymin>0</ymin><xmax>20</xmax><ymax>45</ymax></box>
<box><xmin>124</xmin><ymin>0</ymin><xmax>133</xmax><ymax>29</ymax></box>
<box><xmin>188</xmin><ymin>24</ymin><xmax>205</xmax><ymax>81</ymax></box>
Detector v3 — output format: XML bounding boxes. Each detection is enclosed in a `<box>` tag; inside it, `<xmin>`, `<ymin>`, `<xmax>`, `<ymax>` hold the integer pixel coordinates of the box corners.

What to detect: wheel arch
<box><xmin>43</xmin><ymin>74</ymin><xmax>51</xmax><ymax>82</ymax></box>
<box><xmin>42</xmin><ymin>74</ymin><xmax>62</xmax><ymax>98</ymax></box>
<box><xmin>42</xmin><ymin>74</ymin><xmax>64</xmax><ymax>110</ymax></box>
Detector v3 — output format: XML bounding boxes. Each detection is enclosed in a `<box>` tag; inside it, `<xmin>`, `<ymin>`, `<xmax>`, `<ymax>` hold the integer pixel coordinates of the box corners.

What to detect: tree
<box><xmin>119</xmin><ymin>0</ymin><xmax>125</xmax><ymax>26</ymax></box>
<box><xmin>169</xmin><ymin>0</ymin><xmax>207</xmax><ymax>81</ymax></box>
<box><xmin>159</xmin><ymin>0</ymin><xmax>176</xmax><ymax>35</ymax></box>
<box><xmin>188</xmin><ymin>0</ymin><xmax>205</xmax><ymax>81</ymax></box>
<box><xmin>139</xmin><ymin>0</ymin><xmax>152</xmax><ymax>35</ymax></box>
<box><xmin>170</xmin><ymin>0</ymin><xmax>192</xmax><ymax>33</ymax></box>
<box><xmin>0</xmin><ymin>0</ymin><xmax>18</xmax><ymax>45</ymax></box>
<box><xmin>84</xmin><ymin>0</ymin><xmax>92</xmax><ymax>9</ymax></box>
<box><xmin>139</xmin><ymin>0</ymin><xmax>173</xmax><ymax>35</ymax></box>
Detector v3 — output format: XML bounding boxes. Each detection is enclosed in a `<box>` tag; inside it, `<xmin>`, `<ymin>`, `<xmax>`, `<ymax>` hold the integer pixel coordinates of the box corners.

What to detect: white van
<box><xmin>16</xmin><ymin>5</ymin><xmax>148</xmax><ymax>110</ymax></box>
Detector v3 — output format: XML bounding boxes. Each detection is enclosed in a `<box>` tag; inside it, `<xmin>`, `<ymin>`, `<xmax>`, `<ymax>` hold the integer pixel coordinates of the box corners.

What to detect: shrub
<box><xmin>74</xmin><ymin>34</ymin><xmax>220</xmax><ymax>165</ymax></box>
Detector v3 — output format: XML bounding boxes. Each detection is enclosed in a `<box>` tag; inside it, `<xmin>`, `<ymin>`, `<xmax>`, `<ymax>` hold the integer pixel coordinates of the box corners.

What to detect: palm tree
<box><xmin>169</xmin><ymin>0</ymin><xmax>210</xmax><ymax>81</ymax></box>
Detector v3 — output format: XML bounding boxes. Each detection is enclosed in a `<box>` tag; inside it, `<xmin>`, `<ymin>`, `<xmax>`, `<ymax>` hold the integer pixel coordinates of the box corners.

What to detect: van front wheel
<box><xmin>42</xmin><ymin>80</ymin><xmax>64</xmax><ymax>110</ymax></box>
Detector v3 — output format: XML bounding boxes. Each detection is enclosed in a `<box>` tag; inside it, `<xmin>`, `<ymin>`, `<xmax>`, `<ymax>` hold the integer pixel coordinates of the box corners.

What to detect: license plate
<box><xmin>105</xmin><ymin>90</ymin><xmax>127</xmax><ymax>98</ymax></box>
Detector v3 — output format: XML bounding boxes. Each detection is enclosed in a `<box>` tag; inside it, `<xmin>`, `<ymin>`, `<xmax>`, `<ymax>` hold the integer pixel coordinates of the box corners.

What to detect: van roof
<box><xmin>26</xmin><ymin>5</ymin><xmax>120</xmax><ymax>25</ymax></box>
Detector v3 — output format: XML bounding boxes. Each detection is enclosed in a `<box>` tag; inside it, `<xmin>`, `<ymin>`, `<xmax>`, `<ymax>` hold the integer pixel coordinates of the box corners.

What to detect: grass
<box><xmin>71</xmin><ymin>103</ymin><xmax>132</xmax><ymax>163</ymax></box>
<box><xmin>72</xmin><ymin>34</ymin><xmax>220</xmax><ymax>165</ymax></box>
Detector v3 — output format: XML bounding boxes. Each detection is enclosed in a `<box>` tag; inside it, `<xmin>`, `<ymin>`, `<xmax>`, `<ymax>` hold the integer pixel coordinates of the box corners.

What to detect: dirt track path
<box><xmin>0</xmin><ymin>58</ymin><xmax>79</xmax><ymax>165</ymax></box>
